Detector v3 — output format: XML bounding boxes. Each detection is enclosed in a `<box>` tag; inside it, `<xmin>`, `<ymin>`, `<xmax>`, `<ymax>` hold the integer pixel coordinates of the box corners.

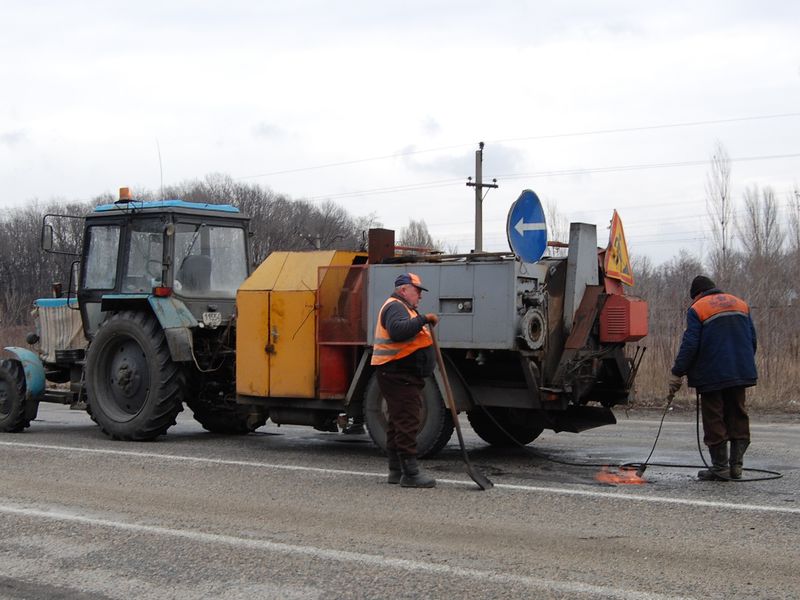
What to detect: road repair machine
<box><xmin>1</xmin><ymin>188</ymin><xmax>647</xmax><ymax>457</ymax></box>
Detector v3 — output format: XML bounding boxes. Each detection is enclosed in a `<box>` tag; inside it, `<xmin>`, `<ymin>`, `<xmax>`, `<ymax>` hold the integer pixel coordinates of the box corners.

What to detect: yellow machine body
<box><xmin>236</xmin><ymin>250</ymin><xmax>365</xmax><ymax>399</ymax></box>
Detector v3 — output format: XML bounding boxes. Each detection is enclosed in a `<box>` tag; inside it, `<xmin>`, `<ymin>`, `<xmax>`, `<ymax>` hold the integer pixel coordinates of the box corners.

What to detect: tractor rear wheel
<box><xmin>187</xmin><ymin>399</ymin><xmax>267</xmax><ymax>435</ymax></box>
<box><xmin>467</xmin><ymin>407</ymin><xmax>544</xmax><ymax>447</ymax></box>
<box><xmin>86</xmin><ymin>311</ymin><xmax>184</xmax><ymax>440</ymax></box>
<box><xmin>363</xmin><ymin>373</ymin><xmax>454</xmax><ymax>458</ymax></box>
<box><xmin>0</xmin><ymin>359</ymin><xmax>35</xmax><ymax>432</ymax></box>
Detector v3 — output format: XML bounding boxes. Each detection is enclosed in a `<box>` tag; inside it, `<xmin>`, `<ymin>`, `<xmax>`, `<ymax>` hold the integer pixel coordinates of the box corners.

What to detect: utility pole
<box><xmin>466</xmin><ymin>141</ymin><xmax>498</xmax><ymax>252</ymax></box>
<box><xmin>302</xmin><ymin>233</ymin><xmax>321</xmax><ymax>249</ymax></box>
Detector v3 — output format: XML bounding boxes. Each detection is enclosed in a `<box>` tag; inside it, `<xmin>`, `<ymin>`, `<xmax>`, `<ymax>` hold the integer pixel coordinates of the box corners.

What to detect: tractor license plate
<box><xmin>202</xmin><ymin>311</ymin><xmax>222</xmax><ymax>328</ymax></box>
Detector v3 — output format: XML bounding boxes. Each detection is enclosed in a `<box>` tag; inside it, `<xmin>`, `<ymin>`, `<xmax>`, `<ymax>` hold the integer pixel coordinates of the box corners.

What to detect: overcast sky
<box><xmin>2</xmin><ymin>1</ymin><xmax>799</xmax><ymax>265</ymax></box>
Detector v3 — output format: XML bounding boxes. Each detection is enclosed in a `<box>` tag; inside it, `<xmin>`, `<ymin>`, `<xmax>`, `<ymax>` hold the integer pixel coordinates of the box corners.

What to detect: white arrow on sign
<box><xmin>514</xmin><ymin>217</ymin><xmax>547</xmax><ymax>236</ymax></box>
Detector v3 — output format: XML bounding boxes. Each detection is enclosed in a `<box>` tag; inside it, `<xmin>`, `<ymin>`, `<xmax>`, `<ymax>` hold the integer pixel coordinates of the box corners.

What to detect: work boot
<box><xmin>698</xmin><ymin>443</ymin><xmax>729</xmax><ymax>481</ymax></box>
<box><xmin>387</xmin><ymin>450</ymin><xmax>402</xmax><ymax>485</ymax></box>
<box><xmin>729</xmin><ymin>439</ymin><xmax>750</xmax><ymax>479</ymax></box>
<box><xmin>399</xmin><ymin>455</ymin><xmax>436</xmax><ymax>488</ymax></box>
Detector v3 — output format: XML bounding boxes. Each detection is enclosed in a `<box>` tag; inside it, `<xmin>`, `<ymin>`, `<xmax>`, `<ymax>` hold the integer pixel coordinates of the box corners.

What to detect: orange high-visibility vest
<box><xmin>370</xmin><ymin>297</ymin><xmax>432</xmax><ymax>366</ymax></box>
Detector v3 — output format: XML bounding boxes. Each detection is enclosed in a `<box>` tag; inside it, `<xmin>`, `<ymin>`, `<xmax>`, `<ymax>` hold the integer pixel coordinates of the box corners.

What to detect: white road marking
<box><xmin>2</xmin><ymin>440</ymin><xmax>798</xmax><ymax>515</ymax></box>
<box><xmin>0</xmin><ymin>502</ymin><xmax>687</xmax><ymax>600</ymax></box>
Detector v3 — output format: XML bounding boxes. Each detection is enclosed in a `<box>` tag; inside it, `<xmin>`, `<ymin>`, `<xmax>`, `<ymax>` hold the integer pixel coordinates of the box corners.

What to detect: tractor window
<box><xmin>83</xmin><ymin>225</ymin><xmax>121</xmax><ymax>289</ymax></box>
<box><xmin>123</xmin><ymin>221</ymin><xmax>164</xmax><ymax>292</ymax></box>
<box><xmin>174</xmin><ymin>223</ymin><xmax>248</xmax><ymax>297</ymax></box>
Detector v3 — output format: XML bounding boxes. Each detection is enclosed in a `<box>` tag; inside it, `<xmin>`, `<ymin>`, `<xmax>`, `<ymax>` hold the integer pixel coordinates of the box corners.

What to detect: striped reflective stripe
<box><xmin>372</xmin><ymin>348</ymin><xmax>400</xmax><ymax>356</ymax></box>
<box><xmin>704</xmin><ymin>310</ymin><xmax>750</xmax><ymax>324</ymax></box>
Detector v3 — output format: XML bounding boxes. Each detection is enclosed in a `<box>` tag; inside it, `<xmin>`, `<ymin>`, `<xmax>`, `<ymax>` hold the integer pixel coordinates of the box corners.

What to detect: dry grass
<box><xmin>631</xmin><ymin>345</ymin><xmax>800</xmax><ymax>414</ymax></box>
<box><xmin>0</xmin><ymin>325</ymin><xmax>29</xmax><ymax>357</ymax></box>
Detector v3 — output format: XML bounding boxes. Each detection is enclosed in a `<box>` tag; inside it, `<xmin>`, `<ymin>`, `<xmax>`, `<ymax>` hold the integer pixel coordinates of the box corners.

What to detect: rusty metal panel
<box><xmin>565</xmin><ymin>285</ymin><xmax>604</xmax><ymax>350</ymax></box>
<box><xmin>367</xmin><ymin>228</ymin><xmax>395</xmax><ymax>264</ymax></box>
<box><xmin>317</xmin><ymin>265</ymin><xmax>368</xmax><ymax>344</ymax></box>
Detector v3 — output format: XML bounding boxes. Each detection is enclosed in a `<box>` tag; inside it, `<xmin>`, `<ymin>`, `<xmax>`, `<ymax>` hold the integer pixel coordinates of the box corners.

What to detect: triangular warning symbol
<box><xmin>604</xmin><ymin>210</ymin><xmax>634</xmax><ymax>286</ymax></box>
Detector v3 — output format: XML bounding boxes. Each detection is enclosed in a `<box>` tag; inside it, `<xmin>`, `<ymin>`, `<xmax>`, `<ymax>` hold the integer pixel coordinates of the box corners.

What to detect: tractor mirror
<box><xmin>42</xmin><ymin>224</ymin><xmax>54</xmax><ymax>251</ymax></box>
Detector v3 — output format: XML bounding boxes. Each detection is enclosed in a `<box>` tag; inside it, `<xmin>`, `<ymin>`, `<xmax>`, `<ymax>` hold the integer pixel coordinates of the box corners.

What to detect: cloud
<box><xmin>0</xmin><ymin>129</ymin><xmax>26</xmax><ymax>147</ymax></box>
<box><xmin>420</xmin><ymin>116</ymin><xmax>441</xmax><ymax>137</ymax></box>
<box><xmin>401</xmin><ymin>143</ymin><xmax>525</xmax><ymax>178</ymax></box>
<box><xmin>252</xmin><ymin>122</ymin><xmax>287</xmax><ymax>140</ymax></box>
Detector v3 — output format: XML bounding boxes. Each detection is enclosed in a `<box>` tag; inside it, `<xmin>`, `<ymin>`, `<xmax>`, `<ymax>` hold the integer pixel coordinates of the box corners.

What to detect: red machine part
<box><xmin>599</xmin><ymin>294</ymin><xmax>648</xmax><ymax>343</ymax></box>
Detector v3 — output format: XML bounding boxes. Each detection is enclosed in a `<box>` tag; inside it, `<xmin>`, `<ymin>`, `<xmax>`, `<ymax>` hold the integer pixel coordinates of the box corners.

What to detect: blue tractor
<box><xmin>1</xmin><ymin>192</ymin><xmax>266</xmax><ymax>439</ymax></box>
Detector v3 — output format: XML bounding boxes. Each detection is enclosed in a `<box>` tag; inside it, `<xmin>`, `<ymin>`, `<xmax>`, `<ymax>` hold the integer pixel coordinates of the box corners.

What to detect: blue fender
<box><xmin>147</xmin><ymin>296</ymin><xmax>198</xmax><ymax>329</ymax></box>
<box><xmin>97</xmin><ymin>295</ymin><xmax>198</xmax><ymax>362</ymax></box>
<box><xmin>3</xmin><ymin>346</ymin><xmax>46</xmax><ymax>399</ymax></box>
<box><xmin>148</xmin><ymin>296</ymin><xmax>197</xmax><ymax>362</ymax></box>
<box><xmin>100</xmin><ymin>294</ymin><xmax>197</xmax><ymax>328</ymax></box>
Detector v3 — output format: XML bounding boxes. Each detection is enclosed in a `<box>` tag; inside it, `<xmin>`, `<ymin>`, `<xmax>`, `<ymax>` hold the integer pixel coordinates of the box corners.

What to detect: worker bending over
<box><xmin>669</xmin><ymin>275</ymin><xmax>758</xmax><ymax>480</ymax></box>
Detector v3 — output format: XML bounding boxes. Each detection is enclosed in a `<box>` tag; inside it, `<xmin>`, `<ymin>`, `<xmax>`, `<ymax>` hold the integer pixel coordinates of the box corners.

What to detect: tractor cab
<box><xmin>78</xmin><ymin>198</ymin><xmax>251</xmax><ymax>338</ymax></box>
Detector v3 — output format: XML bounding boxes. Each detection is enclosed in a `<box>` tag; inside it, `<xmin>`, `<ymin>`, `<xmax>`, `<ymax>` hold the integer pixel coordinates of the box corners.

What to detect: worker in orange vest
<box><xmin>371</xmin><ymin>273</ymin><xmax>439</xmax><ymax>488</ymax></box>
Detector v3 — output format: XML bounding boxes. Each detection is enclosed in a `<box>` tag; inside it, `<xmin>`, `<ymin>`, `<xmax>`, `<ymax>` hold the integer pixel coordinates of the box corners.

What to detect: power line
<box><xmin>298</xmin><ymin>151</ymin><xmax>800</xmax><ymax>204</ymax></box>
<box><xmin>434</xmin><ymin>200</ymin><xmax>796</xmax><ymax>247</ymax></box>
<box><xmin>307</xmin><ymin>178</ymin><xmax>462</xmax><ymax>201</ymax></box>
<box><xmin>497</xmin><ymin>152</ymin><xmax>800</xmax><ymax>181</ymax></box>
<box><xmin>493</xmin><ymin>112</ymin><xmax>800</xmax><ymax>145</ymax></box>
<box><xmin>235</xmin><ymin>111</ymin><xmax>800</xmax><ymax>181</ymax></box>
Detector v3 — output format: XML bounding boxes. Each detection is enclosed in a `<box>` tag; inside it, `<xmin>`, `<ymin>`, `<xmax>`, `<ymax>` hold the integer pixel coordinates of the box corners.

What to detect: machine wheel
<box><xmin>363</xmin><ymin>373</ymin><xmax>454</xmax><ymax>458</ymax></box>
<box><xmin>467</xmin><ymin>407</ymin><xmax>544</xmax><ymax>447</ymax></box>
<box><xmin>86</xmin><ymin>311</ymin><xmax>184</xmax><ymax>440</ymax></box>
<box><xmin>187</xmin><ymin>400</ymin><xmax>267</xmax><ymax>435</ymax></box>
<box><xmin>0</xmin><ymin>359</ymin><xmax>33</xmax><ymax>432</ymax></box>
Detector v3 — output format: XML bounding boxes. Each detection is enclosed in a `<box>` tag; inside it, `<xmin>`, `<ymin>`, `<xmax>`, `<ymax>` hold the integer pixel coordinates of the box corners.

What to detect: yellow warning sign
<box><xmin>604</xmin><ymin>210</ymin><xmax>634</xmax><ymax>286</ymax></box>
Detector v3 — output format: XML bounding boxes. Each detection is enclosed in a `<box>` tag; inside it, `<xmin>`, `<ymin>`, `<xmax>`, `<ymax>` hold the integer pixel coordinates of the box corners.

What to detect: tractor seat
<box><xmin>178</xmin><ymin>255</ymin><xmax>212</xmax><ymax>292</ymax></box>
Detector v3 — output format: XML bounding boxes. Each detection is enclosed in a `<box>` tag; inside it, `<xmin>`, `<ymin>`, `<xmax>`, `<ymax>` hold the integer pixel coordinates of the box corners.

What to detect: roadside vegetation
<box><xmin>632</xmin><ymin>143</ymin><xmax>799</xmax><ymax>412</ymax></box>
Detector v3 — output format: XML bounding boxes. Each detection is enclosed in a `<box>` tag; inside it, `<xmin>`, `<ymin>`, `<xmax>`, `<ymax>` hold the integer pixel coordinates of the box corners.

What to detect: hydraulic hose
<box><xmin>467</xmin><ymin>381</ymin><xmax>782</xmax><ymax>482</ymax></box>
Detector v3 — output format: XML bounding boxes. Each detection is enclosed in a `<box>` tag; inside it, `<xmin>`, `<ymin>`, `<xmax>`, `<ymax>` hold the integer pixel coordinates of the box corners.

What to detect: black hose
<box><xmin>468</xmin><ymin>381</ymin><xmax>782</xmax><ymax>481</ymax></box>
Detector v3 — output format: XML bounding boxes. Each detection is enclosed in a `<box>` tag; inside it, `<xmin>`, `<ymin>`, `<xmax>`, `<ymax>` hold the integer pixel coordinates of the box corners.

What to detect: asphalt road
<box><xmin>1</xmin><ymin>404</ymin><xmax>798</xmax><ymax>600</ymax></box>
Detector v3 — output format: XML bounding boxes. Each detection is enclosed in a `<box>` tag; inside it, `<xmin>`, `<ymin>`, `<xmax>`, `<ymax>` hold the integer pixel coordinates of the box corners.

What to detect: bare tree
<box><xmin>737</xmin><ymin>185</ymin><xmax>784</xmax><ymax>260</ymax></box>
<box><xmin>736</xmin><ymin>184</ymin><xmax>788</xmax><ymax>381</ymax></box>
<box><xmin>398</xmin><ymin>219</ymin><xmax>437</xmax><ymax>251</ymax></box>
<box><xmin>705</xmin><ymin>141</ymin><xmax>734</xmax><ymax>285</ymax></box>
<box><xmin>544</xmin><ymin>198</ymin><xmax>568</xmax><ymax>257</ymax></box>
<box><xmin>788</xmin><ymin>184</ymin><xmax>800</xmax><ymax>256</ymax></box>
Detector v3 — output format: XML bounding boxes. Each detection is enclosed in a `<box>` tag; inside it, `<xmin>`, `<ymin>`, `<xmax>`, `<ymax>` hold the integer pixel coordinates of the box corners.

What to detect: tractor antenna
<box><xmin>156</xmin><ymin>138</ymin><xmax>164</xmax><ymax>200</ymax></box>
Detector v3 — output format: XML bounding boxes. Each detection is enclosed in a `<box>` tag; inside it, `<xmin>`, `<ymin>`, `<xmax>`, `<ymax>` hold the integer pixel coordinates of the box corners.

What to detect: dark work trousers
<box><xmin>700</xmin><ymin>386</ymin><xmax>750</xmax><ymax>447</ymax></box>
<box><xmin>376</xmin><ymin>368</ymin><xmax>425</xmax><ymax>456</ymax></box>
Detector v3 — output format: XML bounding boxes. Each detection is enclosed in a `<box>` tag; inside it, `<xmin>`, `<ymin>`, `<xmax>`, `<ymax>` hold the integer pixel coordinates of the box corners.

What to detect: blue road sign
<box><xmin>506</xmin><ymin>189</ymin><xmax>548</xmax><ymax>263</ymax></box>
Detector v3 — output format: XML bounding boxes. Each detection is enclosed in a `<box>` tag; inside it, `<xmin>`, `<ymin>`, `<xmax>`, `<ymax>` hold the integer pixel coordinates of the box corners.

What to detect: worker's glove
<box><xmin>424</xmin><ymin>313</ymin><xmax>439</xmax><ymax>326</ymax></box>
<box><xmin>668</xmin><ymin>373</ymin><xmax>683</xmax><ymax>395</ymax></box>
